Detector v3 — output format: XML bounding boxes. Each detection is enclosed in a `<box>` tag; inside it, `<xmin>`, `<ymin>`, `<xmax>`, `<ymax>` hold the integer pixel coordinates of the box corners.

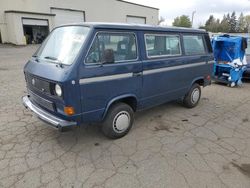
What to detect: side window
<box><xmin>145</xmin><ymin>34</ymin><xmax>181</xmax><ymax>57</ymax></box>
<box><xmin>86</xmin><ymin>32</ymin><xmax>137</xmax><ymax>64</ymax></box>
<box><xmin>183</xmin><ymin>35</ymin><xmax>206</xmax><ymax>55</ymax></box>
<box><xmin>204</xmin><ymin>34</ymin><xmax>213</xmax><ymax>53</ymax></box>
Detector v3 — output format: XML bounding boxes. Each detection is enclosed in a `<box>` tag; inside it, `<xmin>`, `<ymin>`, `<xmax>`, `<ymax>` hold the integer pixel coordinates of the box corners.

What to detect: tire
<box><xmin>230</xmin><ymin>82</ymin><xmax>236</xmax><ymax>87</ymax></box>
<box><xmin>183</xmin><ymin>83</ymin><xmax>201</xmax><ymax>108</ymax></box>
<box><xmin>102</xmin><ymin>103</ymin><xmax>134</xmax><ymax>139</ymax></box>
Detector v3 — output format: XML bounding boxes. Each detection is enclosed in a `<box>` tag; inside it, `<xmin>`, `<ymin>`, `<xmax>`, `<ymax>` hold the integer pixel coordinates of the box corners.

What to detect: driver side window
<box><xmin>86</xmin><ymin>32</ymin><xmax>137</xmax><ymax>64</ymax></box>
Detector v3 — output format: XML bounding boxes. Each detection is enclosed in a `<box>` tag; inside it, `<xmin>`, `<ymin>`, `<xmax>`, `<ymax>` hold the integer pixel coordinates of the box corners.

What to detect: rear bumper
<box><xmin>22</xmin><ymin>96</ymin><xmax>77</xmax><ymax>129</ymax></box>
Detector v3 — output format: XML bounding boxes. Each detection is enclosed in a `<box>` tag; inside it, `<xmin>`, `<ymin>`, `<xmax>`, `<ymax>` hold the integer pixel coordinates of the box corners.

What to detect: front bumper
<box><xmin>22</xmin><ymin>96</ymin><xmax>77</xmax><ymax>129</ymax></box>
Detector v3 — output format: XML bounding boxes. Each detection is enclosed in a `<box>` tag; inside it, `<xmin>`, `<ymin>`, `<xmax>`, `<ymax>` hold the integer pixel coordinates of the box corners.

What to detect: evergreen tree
<box><xmin>205</xmin><ymin>15</ymin><xmax>215</xmax><ymax>28</ymax></box>
<box><xmin>220</xmin><ymin>14</ymin><xmax>230</xmax><ymax>33</ymax></box>
<box><xmin>245</xmin><ymin>15</ymin><xmax>250</xmax><ymax>32</ymax></box>
<box><xmin>204</xmin><ymin>15</ymin><xmax>215</xmax><ymax>31</ymax></box>
<box><xmin>237</xmin><ymin>13</ymin><xmax>246</xmax><ymax>32</ymax></box>
<box><xmin>229</xmin><ymin>11</ymin><xmax>237</xmax><ymax>33</ymax></box>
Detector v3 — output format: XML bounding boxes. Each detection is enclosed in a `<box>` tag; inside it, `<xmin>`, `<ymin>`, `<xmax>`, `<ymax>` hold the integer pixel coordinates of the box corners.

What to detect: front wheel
<box><xmin>102</xmin><ymin>103</ymin><xmax>134</xmax><ymax>139</ymax></box>
<box><xmin>183</xmin><ymin>83</ymin><xmax>201</xmax><ymax>108</ymax></box>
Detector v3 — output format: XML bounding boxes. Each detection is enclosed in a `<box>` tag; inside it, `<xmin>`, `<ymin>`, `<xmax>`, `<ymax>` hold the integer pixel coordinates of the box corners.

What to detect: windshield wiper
<box><xmin>32</xmin><ymin>55</ymin><xmax>40</xmax><ymax>62</ymax></box>
<box><xmin>44</xmin><ymin>56</ymin><xmax>60</xmax><ymax>61</ymax></box>
<box><xmin>44</xmin><ymin>56</ymin><xmax>64</xmax><ymax>68</ymax></box>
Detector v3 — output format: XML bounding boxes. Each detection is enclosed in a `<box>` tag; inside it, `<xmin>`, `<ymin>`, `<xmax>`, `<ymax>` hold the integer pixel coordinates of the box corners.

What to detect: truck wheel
<box><xmin>230</xmin><ymin>82</ymin><xmax>236</xmax><ymax>87</ymax></box>
<box><xmin>102</xmin><ymin>103</ymin><xmax>134</xmax><ymax>139</ymax></box>
<box><xmin>183</xmin><ymin>83</ymin><xmax>201</xmax><ymax>108</ymax></box>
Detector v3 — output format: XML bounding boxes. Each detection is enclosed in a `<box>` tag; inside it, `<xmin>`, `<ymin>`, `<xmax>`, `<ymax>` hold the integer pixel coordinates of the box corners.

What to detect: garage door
<box><xmin>51</xmin><ymin>8</ymin><xmax>85</xmax><ymax>27</ymax></box>
<box><xmin>127</xmin><ymin>16</ymin><xmax>146</xmax><ymax>24</ymax></box>
<box><xmin>22</xmin><ymin>18</ymin><xmax>48</xmax><ymax>26</ymax></box>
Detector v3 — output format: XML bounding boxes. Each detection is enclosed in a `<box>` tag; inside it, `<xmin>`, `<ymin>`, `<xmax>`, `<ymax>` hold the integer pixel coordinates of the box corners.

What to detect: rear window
<box><xmin>183</xmin><ymin>35</ymin><xmax>206</xmax><ymax>55</ymax></box>
<box><xmin>145</xmin><ymin>34</ymin><xmax>181</xmax><ymax>57</ymax></box>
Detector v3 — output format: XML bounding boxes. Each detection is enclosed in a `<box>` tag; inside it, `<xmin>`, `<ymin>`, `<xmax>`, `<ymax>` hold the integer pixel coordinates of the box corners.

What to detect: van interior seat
<box><xmin>116</xmin><ymin>40</ymin><xmax>129</xmax><ymax>61</ymax></box>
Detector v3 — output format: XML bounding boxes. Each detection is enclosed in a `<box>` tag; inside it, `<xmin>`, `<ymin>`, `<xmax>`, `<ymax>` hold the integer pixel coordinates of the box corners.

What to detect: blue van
<box><xmin>22</xmin><ymin>23</ymin><xmax>213</xmax><ymax>138</ymax></box>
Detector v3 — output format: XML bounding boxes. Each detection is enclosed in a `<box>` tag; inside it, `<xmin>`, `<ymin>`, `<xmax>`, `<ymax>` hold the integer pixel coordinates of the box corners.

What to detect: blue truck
<box><xmin>212</xmin><ymin>35</ymin><xmax>248</xmax><ymax>87</ymax></box>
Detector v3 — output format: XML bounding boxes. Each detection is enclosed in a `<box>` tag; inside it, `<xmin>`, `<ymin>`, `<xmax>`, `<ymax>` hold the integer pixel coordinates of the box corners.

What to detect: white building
<box><xmin>0</xmin><ymin>0</ymin><xmax>159</xmax><ymax>45</ymax></box>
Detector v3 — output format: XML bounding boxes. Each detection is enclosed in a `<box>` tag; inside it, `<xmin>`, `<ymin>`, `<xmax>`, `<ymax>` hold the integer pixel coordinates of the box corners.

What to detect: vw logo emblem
<box><xmin>32</xmin><ymin>78</ymin><xmax>35</xmax><ymax>85</ymax></box>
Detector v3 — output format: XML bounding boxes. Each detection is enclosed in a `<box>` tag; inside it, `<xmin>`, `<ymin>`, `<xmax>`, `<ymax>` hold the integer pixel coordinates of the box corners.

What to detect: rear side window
<box><xmin>145</xmin><ymin>34</ymin><xmax>181</xmax><ymax>57</ymax></box>
<box><xmin>204</xmin><ymin>34</ymin><xmax>213</xmax><ymax>53</ymax></box>
<box><xmin>86</xmin><ymin>32</ymin><xmax>137</xmax><ymax>64</ymax></box>
<box><xmin>183</xmin><ymin>35</ymin><xmax>206</xmax><ymax>55</ymax></box>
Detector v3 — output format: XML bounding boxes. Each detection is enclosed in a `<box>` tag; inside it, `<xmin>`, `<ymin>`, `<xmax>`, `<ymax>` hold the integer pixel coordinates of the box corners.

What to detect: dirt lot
<box><xmin>1</xmin><ymin>44</ymin><xmax>250</xmax><ymax>188</ymax></box>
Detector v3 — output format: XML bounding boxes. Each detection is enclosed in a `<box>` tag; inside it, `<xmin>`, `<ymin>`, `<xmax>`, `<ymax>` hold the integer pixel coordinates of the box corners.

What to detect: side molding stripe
<box><xmin>143</xmin><ymin>61</ymin><xmax>213</xmax><ymax>75</ymax></box>
<box><xmin>79</xmin><ymin>61</ymin><xmax>214</xmax><ymax>84</ymax></box>
<box><xmin>80</xmin><ymin>73</ymin><xmax>133</xmax><ymax>84</ymax></box>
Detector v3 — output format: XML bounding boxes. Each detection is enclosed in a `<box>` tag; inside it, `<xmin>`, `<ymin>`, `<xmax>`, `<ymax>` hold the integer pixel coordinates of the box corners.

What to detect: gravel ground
<box><xmin>0</xmin><ymin>44</ymin><xmax>250</xmax><ymax>188</ymax></box>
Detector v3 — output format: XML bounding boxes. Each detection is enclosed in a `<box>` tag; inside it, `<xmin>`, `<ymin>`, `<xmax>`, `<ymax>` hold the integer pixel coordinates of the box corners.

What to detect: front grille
<box><xmin>25</xmin><ymin>73</ymin><xmax>52</xmax><ymax>95</ymax></box>
<box><xmin>29</xmin><ymin>90</ymin><xmax>55</xmax><ymax>111</ymax></box>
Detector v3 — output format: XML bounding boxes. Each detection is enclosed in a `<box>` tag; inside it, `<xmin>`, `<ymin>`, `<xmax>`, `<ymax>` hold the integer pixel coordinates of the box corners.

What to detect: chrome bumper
<box><xmin>22</xmin><ymin>96</ymin><xmax>77</xmax><ymax>129</ymax></box>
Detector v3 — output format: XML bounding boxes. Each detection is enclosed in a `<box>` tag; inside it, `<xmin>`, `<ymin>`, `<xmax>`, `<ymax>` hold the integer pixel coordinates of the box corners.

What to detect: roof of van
<box><xmin>59</xmin><ymin>22</ymin><xmax>207</xmax><ymax>33</ymax></box>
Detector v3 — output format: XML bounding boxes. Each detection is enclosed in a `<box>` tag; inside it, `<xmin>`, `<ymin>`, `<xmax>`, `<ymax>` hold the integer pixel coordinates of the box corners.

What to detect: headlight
<box><xmin>55</xmin><ymin>84</ymin><xmax>62</xmax><ymax>97</ymax></box>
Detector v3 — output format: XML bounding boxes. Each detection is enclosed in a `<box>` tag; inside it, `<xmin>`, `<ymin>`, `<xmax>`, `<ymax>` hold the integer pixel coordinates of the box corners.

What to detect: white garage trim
<box><xmin>126</xmin><ymin>15</ymin><xmax>146</xmax><ymax>24</ymax></box>
<box><xmin>22</xmin><ymin>18</ymin><xmax>49</xmax><ymax>26</ymax></box>
<box><xmin>51</xmin><ymin>7</ymin><xmax>85</xmax><ymax>27</ymax></box>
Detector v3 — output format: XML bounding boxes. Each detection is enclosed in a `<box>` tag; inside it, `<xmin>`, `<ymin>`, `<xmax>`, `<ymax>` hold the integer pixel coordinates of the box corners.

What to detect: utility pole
<box><xmin>191</xmin><ymin>11</ymin><xmax>196</xmax><ymax>28</ymax></box>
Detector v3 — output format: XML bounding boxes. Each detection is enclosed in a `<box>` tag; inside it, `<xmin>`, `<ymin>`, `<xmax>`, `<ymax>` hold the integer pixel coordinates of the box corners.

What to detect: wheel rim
<box><xmin>113</xmin><ymin>111</ymin><xmax>130</xmax><ymax>133</ymax></box>
<box><xmin>191</xmin><ymin>88</ymin><xmax>200</xmax><ymax>104</ymax></box>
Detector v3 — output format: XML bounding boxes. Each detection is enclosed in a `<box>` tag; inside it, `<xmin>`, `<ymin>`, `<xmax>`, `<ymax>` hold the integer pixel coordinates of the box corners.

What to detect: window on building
<box><xmin>86</xmin><ymin>32</ymin><xmax>137</xmax><ymax>64</ymax></box>
<box><xmin>183</xmin><ymin>35</ymin><xmax>206</xmax><ymax>55</ymax></box>
<box><xmin>145</xmin><ymin>34</ymin><xmax>181</xmax><ymax>57</ymax></box>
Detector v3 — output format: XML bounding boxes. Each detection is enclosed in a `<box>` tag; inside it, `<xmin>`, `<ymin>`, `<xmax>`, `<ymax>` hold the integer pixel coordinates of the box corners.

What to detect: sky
<box><xmin>126</xmin><ymin>0</ymin><xmax>250</xmax><ymax>28</ymax></box>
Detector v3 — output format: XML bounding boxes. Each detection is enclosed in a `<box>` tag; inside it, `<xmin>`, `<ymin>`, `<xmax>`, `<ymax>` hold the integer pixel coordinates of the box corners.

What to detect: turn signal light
<box><xmin>64</xmin><ymin>107</ymin><xmax>75</xmax><ymax>116</ymax></box>
<box><xmin>205</xmin><ymin>75</ymin><xmax>211</xmax><ymax>80</ymax></box>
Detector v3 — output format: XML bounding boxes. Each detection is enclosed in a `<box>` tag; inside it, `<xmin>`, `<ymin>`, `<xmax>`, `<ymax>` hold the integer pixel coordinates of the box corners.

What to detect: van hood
<box><xmin>24</xmin><ymin>59</ymin><xmax>73</xmax><ymax>82</ymax></box>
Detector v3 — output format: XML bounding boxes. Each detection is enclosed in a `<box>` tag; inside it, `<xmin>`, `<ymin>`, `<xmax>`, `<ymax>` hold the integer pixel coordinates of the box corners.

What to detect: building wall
<box><xmin>0</xmin><ymin>0</ymin><xmax>159</xmax><ymax>45</ymax></box>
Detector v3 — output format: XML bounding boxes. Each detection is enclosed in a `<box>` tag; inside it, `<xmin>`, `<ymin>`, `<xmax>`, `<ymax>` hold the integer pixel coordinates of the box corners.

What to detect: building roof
<box><xmin>116</xmin><ymin>0</ymin><xmax>159</xmax><ymax>10</ymax></box>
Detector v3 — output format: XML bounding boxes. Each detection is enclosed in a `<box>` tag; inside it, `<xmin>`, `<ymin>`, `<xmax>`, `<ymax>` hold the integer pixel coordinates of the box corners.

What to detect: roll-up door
<box><xmin>127</xmin><ymin>16</ymin><xmax>146</xmax><ymax>24</ymax></box>
<box><xmin>22</xmin><ymin>18</ymin><xmax>48</xmax><ymax>26</ymax></box>
<box><xmin>51</xmin><ymin>8</ymin><xmax>85</xmax><ymax>27</ymax></box>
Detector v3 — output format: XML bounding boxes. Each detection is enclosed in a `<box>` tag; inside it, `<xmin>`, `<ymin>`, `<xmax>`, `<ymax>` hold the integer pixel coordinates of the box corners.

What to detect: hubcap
<box><xmin>191</xmin><ymin>88</ymin><xmax>200</xmax><ymax>104</ymax></box>
<box><xmin>113</xmin><ymin>111</ymin><xmax>130</xmax><ymax>133</ymax></box>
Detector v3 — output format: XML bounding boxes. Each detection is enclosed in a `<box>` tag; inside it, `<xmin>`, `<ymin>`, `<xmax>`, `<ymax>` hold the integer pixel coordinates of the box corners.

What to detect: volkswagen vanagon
<box><xmin>22</xmin><ymin>23</ymin><xmax>214</xmax><ymax>138</ymax></box>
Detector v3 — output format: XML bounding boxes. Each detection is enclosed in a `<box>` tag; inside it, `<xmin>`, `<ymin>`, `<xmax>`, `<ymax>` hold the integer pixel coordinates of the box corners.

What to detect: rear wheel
<box><xmin>102</xmin><ymin>103</ymin><xmax>134</xmax><ymax>139</ymax></box>
<box><xmin>183</xmin><ymin>83</ymin><xmax>201</xmax><ymax>108</ymax></box>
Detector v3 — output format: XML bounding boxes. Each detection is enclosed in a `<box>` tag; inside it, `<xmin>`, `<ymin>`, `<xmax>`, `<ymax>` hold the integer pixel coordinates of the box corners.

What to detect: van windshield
<box><xmin>35</xmin><ymin>26</ymin><xmax>90</xmax><ymax>65</ymax></box>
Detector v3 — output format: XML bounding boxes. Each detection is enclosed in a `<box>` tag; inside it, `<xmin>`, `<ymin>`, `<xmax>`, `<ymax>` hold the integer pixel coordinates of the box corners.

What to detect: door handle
<box><xmin>133</xmin><ymin>72</ymin><xmax>142</xmax><ymax>77</ymax></box>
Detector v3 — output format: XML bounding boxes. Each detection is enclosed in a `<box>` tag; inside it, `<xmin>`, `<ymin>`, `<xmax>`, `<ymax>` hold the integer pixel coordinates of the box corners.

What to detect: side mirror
<box><xmin>101</xmin><ymin>49</ymin><xmax>115</xmax><ymax>64</ymax></box>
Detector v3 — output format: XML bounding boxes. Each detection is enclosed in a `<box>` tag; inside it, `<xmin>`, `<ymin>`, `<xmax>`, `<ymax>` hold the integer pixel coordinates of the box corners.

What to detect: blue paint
<box><xmin>23</xmin><ymin>23</ymin><xmax>214</xmax><ymax>128</ymax></box>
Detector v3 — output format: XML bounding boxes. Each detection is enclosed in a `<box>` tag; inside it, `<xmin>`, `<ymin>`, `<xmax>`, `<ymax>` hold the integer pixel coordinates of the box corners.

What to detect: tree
<box><xmin>229</xmin><ymin>11</ymin><xmax>237</xmax><ymax>33</ymax></box>
<box><xmin>202</xmin><ymin>12</ymin><xmax>250</xmax><ymax>33</ymax></box>
<box><xmin>237</xmin><ymin>13</ymin><xmax>246</xmax><ymax>32</ymax></box>
<box><xmin>220</xmin><ymin>14</ymin><xmax>230</xmax><ymax>33</ymax></box>
<box><xmin>172</xmin><ymin>15</ymin><xmax>192</xmax><ymax>28</ymax></box>
<box><xmin>205</xmin><ymin>15</ymin><xmax>215</xmax><ymax>29</ymax></box>
<box><xmin>198</xmin><ymin>25</ymin><xmax>206</xmax><ymax>30</ymax></box>
<box><xmin>204</xmin><ymin>15</ymin><xmax>221</xmax><ymax>32</ymax></box>
<box><xmin>245</xmin><ymin>15</ymin><xmax>250</xmax><ymax>32</ymax></box>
